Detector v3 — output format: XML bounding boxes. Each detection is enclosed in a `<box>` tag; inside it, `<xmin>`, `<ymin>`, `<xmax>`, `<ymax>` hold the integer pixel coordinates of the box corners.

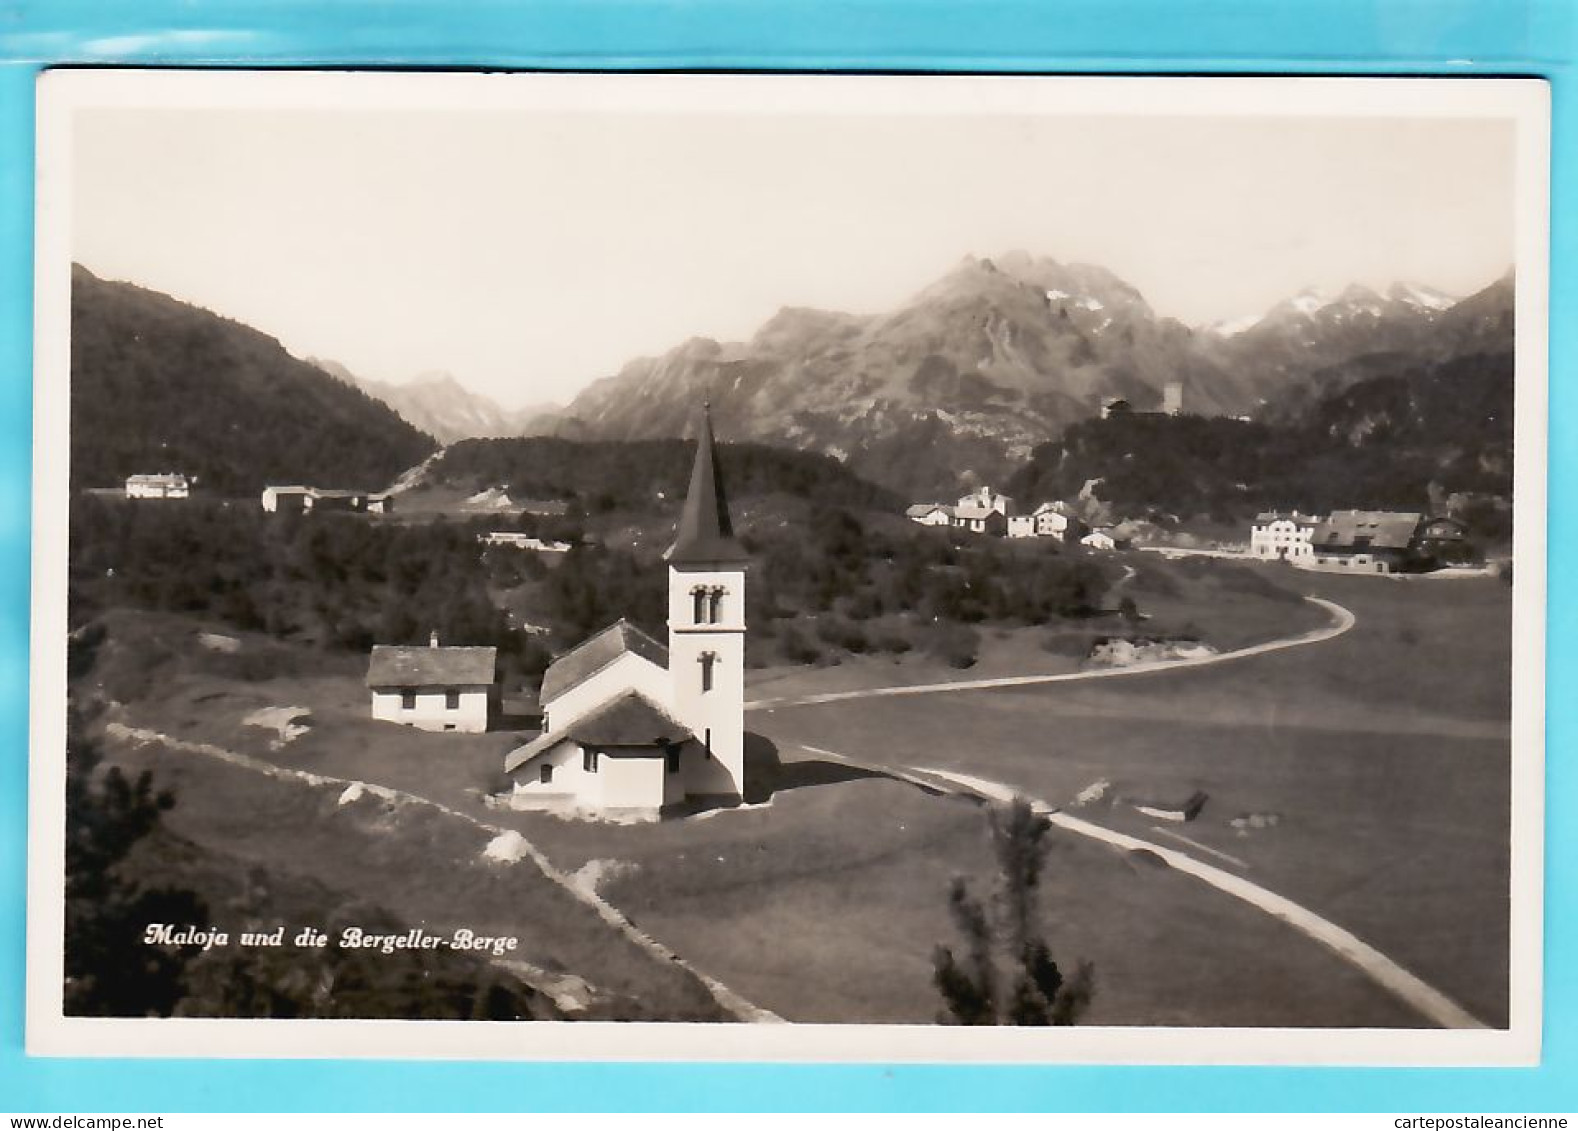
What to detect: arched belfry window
<box><xmin>691</xmin><ymin>585</ymin><xmax>728</xmax><ymax>625</ymax></box>
<box><xmin>699</xmin><ymin>651</ymin><xmax>717</xmax><ymax>692</ymax></box>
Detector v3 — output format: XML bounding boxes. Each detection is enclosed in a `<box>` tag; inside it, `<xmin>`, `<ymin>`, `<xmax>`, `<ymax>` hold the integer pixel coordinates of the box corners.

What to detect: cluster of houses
<box><xmin>261</xmin><ymin>485</ymin><xmax>394</xmax><ymax>514</ymax></box>
<box><xmin>119</xmin><ymin>474</ymin><xmax>398</xmax><ymax>516</ymax></box>
<box><xmin>363</xmin><ymin>405</ymin><xmax>750</xmax><ymax>820</ymax></box>
<box><xmin>1249</xmin><ymin>509</ymin><xmax>1471</xmax><ymax>574</ymax></box>
<box><xmin>906</xmin><ymin>486</ymin><xmax>1125</xmax><ymax>550</ymax></box>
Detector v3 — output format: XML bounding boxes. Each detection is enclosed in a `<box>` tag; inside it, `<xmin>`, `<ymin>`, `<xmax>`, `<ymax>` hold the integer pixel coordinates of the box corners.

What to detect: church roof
<box><xmin>503</xmin><ymin>690</ymin><xmax>693</xmax><ymax>773</ymax></box>
<box><xmin>538</xmin><ymin>619</ymin><xmax>668</xmax><ymax>705</ymax></box>
<box><xmin>567</xmin><ymin>691</ymin><xmax>693</xmax><ymax>747</ymax></box>
<box><xmin>664</xmin><ymin>404</ymin><xmax>749</xmax><ymax>566</ymax></box>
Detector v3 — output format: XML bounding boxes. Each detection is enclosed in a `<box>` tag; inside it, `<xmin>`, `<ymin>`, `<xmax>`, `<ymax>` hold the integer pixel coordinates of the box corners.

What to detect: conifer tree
<box><xmin>933</xmin><ymin>798</ymin><xmax>1093</xmax><ymax>1025</ymax></box>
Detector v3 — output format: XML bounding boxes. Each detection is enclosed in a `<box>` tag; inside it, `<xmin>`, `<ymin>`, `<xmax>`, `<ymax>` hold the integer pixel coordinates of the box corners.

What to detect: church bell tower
<box><xmin>665</xmin><ymin>403</ymin><xmax>749</xmax><ymax>801</ymax></box>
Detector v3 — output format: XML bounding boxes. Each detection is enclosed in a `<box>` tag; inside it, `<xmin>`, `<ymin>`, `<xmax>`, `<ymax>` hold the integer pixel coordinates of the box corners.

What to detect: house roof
<box><xmin>366</xmin><ymin>644</ymin><xmax>497</xmax><ymax>688</ymax></box>
<box><xmin>954</xmin><ymin>504</ymin><xmax>1004</xmax><ymax>521</ymax></box>
<box><xmin>538</xmin><ymin>619</ymin><xmax>668</xmax><ymax>705</ymax></box>
<box><xmin>1311</xmin><ymin>510</ymin><xmax>1422</xmax><ymax>551</ymax></box>
<box><xmin>503</xmin><ymin>690</ymin><xmax>693</xmax><ymax>773</ymax></box>
<box><xmin>1254</xmin><ymin>510</ymin><xmax>1321</xmax><ymax>524</ymax></box>
<box><xmin>906</xmin><ymin>503</ymin><xmax>951</xmax><ymax>517</ymax></box>
<box><xmin>266</xmin><ymin>485</ymin><xmax>387</xmax><ymax>500</ymax></box>
<box><xmin>127</xmin><ymin>473</ymin><xmax>187</xmax><ymax>486</ymax></box>
<box><xmin>665</xmin><ymin>404</ymin><xmax>749</xmax><ymax>566</ymax></box>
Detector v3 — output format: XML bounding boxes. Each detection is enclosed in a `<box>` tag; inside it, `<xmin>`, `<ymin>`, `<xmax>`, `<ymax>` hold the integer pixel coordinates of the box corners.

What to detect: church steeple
<box><xmin>665</xmin><ymin>403</ymin><xmax>749</xmax><ymax>566</ymax></box>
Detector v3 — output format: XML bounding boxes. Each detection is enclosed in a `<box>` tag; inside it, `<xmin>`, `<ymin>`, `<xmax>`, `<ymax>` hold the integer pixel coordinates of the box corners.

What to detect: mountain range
<box><xmin>69</xmin><ymin>253</ymin><xmax>1515</xmax><ymax>508</ymax></box>
<box><xmin>308</xmin><ymin>360</ymin><xmax>557</xmax><ymax>445</ymax></box>
<box><xmin>528</xmin><ymin>252</ymin><xmax>1513</xmax><ymax>496</ymax></box>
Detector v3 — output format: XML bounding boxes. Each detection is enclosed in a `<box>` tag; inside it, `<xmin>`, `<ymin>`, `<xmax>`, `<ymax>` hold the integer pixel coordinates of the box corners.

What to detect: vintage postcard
<box><xmin>27</xmin><ymin>71</ymin><xmax>1549</xmax><ymax>1063</ymax></box>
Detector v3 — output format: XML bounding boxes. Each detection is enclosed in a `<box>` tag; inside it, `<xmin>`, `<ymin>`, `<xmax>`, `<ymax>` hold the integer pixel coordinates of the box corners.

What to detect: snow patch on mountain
<box><xmin>1390</xmin><ymin>281</ymin><xmax>1458</xmax><ymax>312</ymax></box>
<box><xmin>1288</xmin><ymin>289</ymin><xmax>1330</xmax><ymax>317</ymax></box>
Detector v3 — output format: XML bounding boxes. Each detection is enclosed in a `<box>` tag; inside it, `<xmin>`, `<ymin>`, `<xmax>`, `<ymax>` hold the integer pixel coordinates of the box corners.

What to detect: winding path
<box><xmin>747</xmin><ymin>595</ymin><xmax>1355</xmax><ymax>711</ymax></box>
<box><xmin>766</xmin><ymin>589</ymin><xmax>1488</xmax><ymax>1030</ymax></box>
<box><xmin>104</xmin><ymin>721</ymin><xmax>782</xmax><ymax>1025</ymax></box>
<box><xmin>798</xmin><ymin>744</ymin><xmax>1487</xmax><ymax>1030</ymax></box>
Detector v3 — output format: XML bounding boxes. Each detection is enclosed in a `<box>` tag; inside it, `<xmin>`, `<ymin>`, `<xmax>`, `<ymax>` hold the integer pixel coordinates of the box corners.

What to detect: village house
<box><xmin>501</xmin><ymin>405</ymin><xmax>749</xmax><ymax>819</ymax></box>
<box><xmin>1081</xmin><ymin>528</ymin><xmax>1118</xmax><ymax>551</ymax></box>
<box><xmin>1031</xmin><ymin>501</ymin><xmax>1083</xmax><ymax>541</ymax></box>
<box><xmin>1306</xmin><ymin>510</ymin><xmax>1423</xmax><ymax>574</ymax></box>
<box><xmin>954</xmin><ymin>504</ymin><xmax>1009</xmax><ymax>537</ymax></box>
<box><xmin>904</xmin><ymin>503</ymin><xmax>954</xmax><ymax>527</ymax></box>
<box><xmin>906</xmin><ymin>486</ymin><xmax>1016</xmax><ymax>535</ymax></box>
<box><xmin>262</xmin><ymin>485</ymin><xmax>393</xmax><ymax>514</ymax></box>
<box><xmin>1414</xmin><ymin>515</ymin><xmax>1473</xmax><ymax>565</ymax></box>
<box><xmin>1007</xmin><ymin>515</ymin><xmax>1036</xmax><ymax>539</ymax></box>
<box><xmin>1249</xmin><ymin>511</ymin><xmax>1322</xmax><ymax>562</ymax></box>
<box><xmin>365</xmin><ymin>631</ymin><xmax>497</xmax><ymax>733</ymax></box>
<box><xmin>125</xmin><ymin>473</ymin><xmax>189</xmax><ymax>500</ymax></box>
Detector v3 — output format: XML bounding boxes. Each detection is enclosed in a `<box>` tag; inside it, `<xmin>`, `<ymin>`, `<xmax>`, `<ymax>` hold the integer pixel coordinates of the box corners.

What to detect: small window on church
<box><xmin>700</xmin><ymin>652</ymin><xmax>716</xmax><ymax>692</ymax></box>
<box><xmin>540</xmin><ymin>764</ymin><xmax>553</xmax><ymax>785</ymax></box>
<box><xmin>693</xmin><ymin>588</ymin><xmax>707</xmax><ymax>624</ymax></box>
<box><xmin>709</xmin><ymin>587</ymin><xmax>725</xmax><ymax>623</ymax></box>
<box><xmin>583</xmin><ymin>749</ymin><xmax>598</xmax><ymax>774</ymax></box>
<box><xmin>401</xmin><ymin>690</ymin><xmax>416</xmax><ymax>710</ymax></box>
<box><xmin>666</xmin><ymin>747</ymin><xmax>681</xmax><ymax>774</ymax></box>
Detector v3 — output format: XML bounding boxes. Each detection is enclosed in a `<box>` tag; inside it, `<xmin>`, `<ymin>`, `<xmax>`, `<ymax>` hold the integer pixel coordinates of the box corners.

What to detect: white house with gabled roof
<box><xmin>366</xmin><ymin>631</ymin><xmax>497</xmax><ymax>733</ymax></box>
<box><xmin>503</xmin><ymin>404</ymin><xmax>749</xmax><ymax>818</ymax></box>
<box><xmin>1250</xmin><ymin>511</ymin><xmax>1321</xmax><ymax>561</ymax></box>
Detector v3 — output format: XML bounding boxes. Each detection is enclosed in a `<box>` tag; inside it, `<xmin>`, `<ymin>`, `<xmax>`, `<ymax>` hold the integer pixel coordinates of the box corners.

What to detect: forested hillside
<box><xmin>1007</xmin><ymin>351</ymin><xmax>1513</xmax><ymax>528</ymax></box>
<box><xmin>71</xmin><ymin>266</ymin><xmax>437</xmax><ymax>494</ymax></box>
<box><xmin>428</xmin><ymin>437</ymin><xmax>903</xmax><ymax>513</ymax></box>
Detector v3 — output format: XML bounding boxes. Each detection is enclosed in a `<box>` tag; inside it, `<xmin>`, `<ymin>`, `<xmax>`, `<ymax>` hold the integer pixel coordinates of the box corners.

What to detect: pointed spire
<box><xmin>665</xmin><ymin>402</ymin><xmax>749</xmax><ymax>566</ymax></box>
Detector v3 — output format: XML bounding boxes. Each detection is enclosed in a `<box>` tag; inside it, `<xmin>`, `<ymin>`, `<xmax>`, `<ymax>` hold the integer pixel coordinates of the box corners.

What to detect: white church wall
<box><xmin>599</xmin><ymin>750</ymin><xmax>668</xmax><ymax>812</ymax></box>
<box><xmin>543</xmin><ymin>653</ymin><xmax>671</xmax><ymax>733</ymax></box>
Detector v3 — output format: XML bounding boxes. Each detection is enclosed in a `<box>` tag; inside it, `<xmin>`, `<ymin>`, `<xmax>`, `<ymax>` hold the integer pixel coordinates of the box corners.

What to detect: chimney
<box><xmin>429</xmin><ymin>630</ymin><xmax>440</xmax><ymax>649</ymax></box>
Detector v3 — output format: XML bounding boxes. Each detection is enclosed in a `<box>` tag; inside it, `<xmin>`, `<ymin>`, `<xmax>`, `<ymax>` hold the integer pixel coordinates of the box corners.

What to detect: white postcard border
<box><xmin>26</xmin><ymin>70</ymin><xmax>1551</xmax><ymax>1065</ymax></box>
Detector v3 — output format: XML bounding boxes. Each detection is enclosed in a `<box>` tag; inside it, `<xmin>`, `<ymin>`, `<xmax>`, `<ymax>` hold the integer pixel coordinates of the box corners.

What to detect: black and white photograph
<box><xmin>27</xmin><ymin>72</ymin><xmax>1548</xmax><ymax>1062</ymax></box>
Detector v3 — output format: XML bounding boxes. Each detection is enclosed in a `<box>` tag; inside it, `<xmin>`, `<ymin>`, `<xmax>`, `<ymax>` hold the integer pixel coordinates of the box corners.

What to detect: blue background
<box><xmin>0</xmin><ymin>0</ymin><xmax>1573</xmax><ymax>1112</ymax></box>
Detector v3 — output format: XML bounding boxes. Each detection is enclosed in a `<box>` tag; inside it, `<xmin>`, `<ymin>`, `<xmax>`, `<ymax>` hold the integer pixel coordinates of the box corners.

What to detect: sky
<box><xmin>70</xmin><ymin>96</ymin><xmax>1517</xmax><ymax>410</ymax></box>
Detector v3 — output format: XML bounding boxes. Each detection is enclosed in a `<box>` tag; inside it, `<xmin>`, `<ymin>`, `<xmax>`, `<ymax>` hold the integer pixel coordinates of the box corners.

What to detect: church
<box><xmin>501</xmin><ymin>406</ymin><xmax>749</xmax><ymax>818</ymax></box>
